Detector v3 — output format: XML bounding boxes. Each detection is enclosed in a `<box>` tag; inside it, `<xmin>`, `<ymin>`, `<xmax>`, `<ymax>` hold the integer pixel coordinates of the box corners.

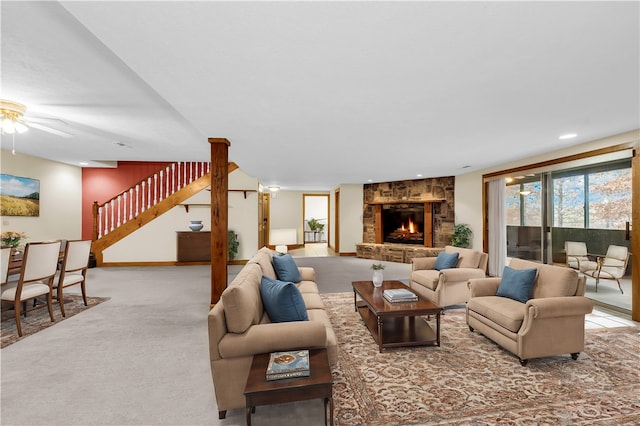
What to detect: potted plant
<box><xmin>370</xmin><ymin>263</ymin><xmax>385</xmax><ymax>287</ymax></box>
<box><xmin>307</xmin><ymin>218</ymin><xmax>325</xmax><ymax>232</ymax></box>
<box><xmin>307</xmin><ymin>218</ymin><xmax>325</xmax><ymax>242</ymax></box>
<box><xmin>451</xmin><ymin>224</ymin><xmax>472</xmax><ymax>248</ymax></box>
<box><xmin>228</xmin><ymin>230</ymin><xmax>239</xmax><ymax>260</ymax></box>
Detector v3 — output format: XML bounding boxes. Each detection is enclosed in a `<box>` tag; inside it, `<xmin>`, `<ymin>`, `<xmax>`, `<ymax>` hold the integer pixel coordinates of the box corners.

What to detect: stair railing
<box><xmin>92</xmin><ymin>161</ymin><xmax>210</xmax><ymax>240</ymax></box>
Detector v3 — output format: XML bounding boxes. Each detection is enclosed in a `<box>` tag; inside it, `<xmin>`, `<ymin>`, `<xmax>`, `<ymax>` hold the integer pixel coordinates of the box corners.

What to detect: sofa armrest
<box><xmin>439</xmin><ymin>268</ymin><xmax>486</xmax><ymax>283</ymax></box>
<box><xmin>525</xmin><ymin>296</ymin><xmax>594</xmax><ymax>320</ymax></box>
<box><xmin>468</xmin><ymin>277</ymin><xmax>501</xmax><ymax>297</ymax></box>
<box><xmin>218</xmin><ymin>320</ymin><xmax>327</xmax><ymax>359</ymax></box>
<box><xmin>298</xmin><ymin>267</ymin><xmax>315</xmax><ymax>282</ymax></box>
<box><xmin>412</xmin><ymin>257</ymin><xmax>437</xmax><ymax>271</ymax></box>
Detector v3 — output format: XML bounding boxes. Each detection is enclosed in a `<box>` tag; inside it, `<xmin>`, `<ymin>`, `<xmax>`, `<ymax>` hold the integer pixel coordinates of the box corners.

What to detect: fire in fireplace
<box><xmin>383</xmin><ymin>204</ymin><xmax>425</xmax><ymax>245</ymax></box>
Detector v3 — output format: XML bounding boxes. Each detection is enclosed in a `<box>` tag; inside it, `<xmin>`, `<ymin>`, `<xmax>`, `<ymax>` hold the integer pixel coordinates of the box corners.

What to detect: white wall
<box><xmin>0</xmin><ymin>150</ymin><xmax>82</xmax><ymax>243</ymax></box>
<box><xmin>269</xmin><ymin>190</ymin><xmax>330</xmax><ymax>244</ymax></box>
<box><xmin>337</xmin><ymin>184</ymin><xmax>363</xmax><ymax>254</ymax></box>
<box><xmin>455</xmin><ymin>130</ymin><xmax>639</xmax><ymax>250</ymax></box>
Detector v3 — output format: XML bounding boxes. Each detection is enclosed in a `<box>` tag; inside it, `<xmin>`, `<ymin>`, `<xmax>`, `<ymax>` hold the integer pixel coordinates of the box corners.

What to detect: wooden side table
<box><xmin>244</xmin><ymin>348</ymin><xmax>333</xmax><ymax>426</ymax></box>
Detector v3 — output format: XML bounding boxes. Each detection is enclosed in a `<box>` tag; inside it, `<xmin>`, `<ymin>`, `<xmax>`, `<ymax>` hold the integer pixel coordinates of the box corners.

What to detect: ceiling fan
<box><xmin>0</xmin><ymin>99</ymin><xmax>73</xmax><ymax>140</ymax></box>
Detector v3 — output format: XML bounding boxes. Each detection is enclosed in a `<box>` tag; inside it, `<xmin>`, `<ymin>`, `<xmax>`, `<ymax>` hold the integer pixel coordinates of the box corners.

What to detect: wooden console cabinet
<box><xmin>177</xmin><ymin>231</ymin><xmax>211</xmax><ymax>262</ymax></box>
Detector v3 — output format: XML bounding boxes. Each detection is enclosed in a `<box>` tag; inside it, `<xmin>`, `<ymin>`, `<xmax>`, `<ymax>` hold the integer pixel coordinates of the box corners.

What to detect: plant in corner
<box><xmin>228</xmin><ymin>230</ymin><xmax>239</xmax><ymax>260</ymax></box>
<box><xmin>451</xmin><ymin>224</ymin><xmax>472</xmax><ymax>248</ymax></box>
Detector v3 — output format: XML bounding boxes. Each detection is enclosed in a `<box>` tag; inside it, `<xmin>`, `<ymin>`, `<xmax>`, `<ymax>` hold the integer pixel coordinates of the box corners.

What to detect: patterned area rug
<box><xmin>321</xmin><ymin>292</ymin><xmax>640</xmax><ymax>425</ymax></box>
<box><xmin>1</xmin><ymin>295</ymin><xmax>109</xmax><ymax>348</ymax></box>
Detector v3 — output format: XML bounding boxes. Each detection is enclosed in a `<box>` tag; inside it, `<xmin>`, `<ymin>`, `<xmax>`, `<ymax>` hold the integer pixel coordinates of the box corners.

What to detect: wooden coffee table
<box><xmin>352</xmin><ymin>280</ymin><xmax>443</xmax><ymax>352</ymax></box>
<box><xmin>244</xmin><ymin>348</ymin><xmax>333</xmax><ymax>426</ymax></box>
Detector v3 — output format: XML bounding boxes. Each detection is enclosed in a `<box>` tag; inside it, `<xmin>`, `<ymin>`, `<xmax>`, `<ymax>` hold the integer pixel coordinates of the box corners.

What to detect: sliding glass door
<box><xmin>505</xmin><ymin>174</ymin><xmax>543</xmax><ymax>262</ymax></box>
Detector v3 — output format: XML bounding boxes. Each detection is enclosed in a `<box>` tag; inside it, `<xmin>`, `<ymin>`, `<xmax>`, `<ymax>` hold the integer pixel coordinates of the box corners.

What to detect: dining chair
<box><xmin>1</xmin><ymin>247</ymin><xmax>12</xmax><ymax>285</ymax></box>
<box><xmin>54</xmin><ymin>240</ymin><xmax>92</xmax><ymax>317</ymax></box>
<box><xmin>564</xmin><ymin>241</ymin><xmax>589</xmax><ymax>271</ymax></box>
<box><xmin>580</xmin><ymin>245</ymin><xmax>630</xmax><ymax>294</ymax></box>
<box><xmin>0</xmin><ymin>241</ymin><xmax>61</xmax><ymax>337</ymax></box>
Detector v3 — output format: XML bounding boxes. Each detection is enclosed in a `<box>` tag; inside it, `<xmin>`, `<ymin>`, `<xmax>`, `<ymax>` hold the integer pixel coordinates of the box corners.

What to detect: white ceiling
<box><xmin>1</xmin><ymin>1</ymin><xmax>638</xmax><ymax>190</ymax></box>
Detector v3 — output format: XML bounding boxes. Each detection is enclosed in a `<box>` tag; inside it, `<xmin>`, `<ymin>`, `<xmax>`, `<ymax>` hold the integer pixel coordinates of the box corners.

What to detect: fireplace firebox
<box><xmin>383</xmin><ymin>204</ymin><xmax>425</xmax><ymax>245</ymax></box>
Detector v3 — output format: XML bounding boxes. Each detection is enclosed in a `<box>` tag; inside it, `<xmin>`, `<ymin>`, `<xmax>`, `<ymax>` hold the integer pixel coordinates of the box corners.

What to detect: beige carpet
<box><xmin>1</xmin><ymin>295</ymin><xmax>109</xmax><ymax>348</ymax></box>
<box><xmin>321</xmin><ymin>292</ymin><xmax>640</xmax><ymax>426</ymax></box>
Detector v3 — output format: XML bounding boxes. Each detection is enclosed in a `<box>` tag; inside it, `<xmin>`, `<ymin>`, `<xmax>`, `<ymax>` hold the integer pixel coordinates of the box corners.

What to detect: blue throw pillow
<box><xmin>260</xmin><ymin>276</ymin><xmax>309</xmax><ymax>323</ymax></box>
<box><xmin>434</xmin><ymin>252</ymin><xmax>459</xmax><ymax>271</ymax></box>
<box><xmin>496</xmin><ymin>266</ymin><xmax>538</xmax><ymax>303</ymax></box>
<box><xmin>272</xmin><ymin>253</ymin><xmax>302</xmax><ymax>283</ymax></box>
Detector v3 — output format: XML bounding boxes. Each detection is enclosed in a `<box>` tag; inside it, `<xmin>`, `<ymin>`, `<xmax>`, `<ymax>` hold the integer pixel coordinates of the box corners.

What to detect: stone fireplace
<box><xmin>362</xmin><ymin>177</ymin><xmax>455</xmax><ymax>248</ymax></box>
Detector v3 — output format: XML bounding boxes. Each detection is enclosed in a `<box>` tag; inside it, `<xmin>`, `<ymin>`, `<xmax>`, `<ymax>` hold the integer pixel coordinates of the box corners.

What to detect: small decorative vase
<box><xmin>188</xmin><ymin>220</ymin><xmax>204</xmax><ymax>232</ymax></box>
<box><xmin>372</xmin><ymin>270</ymin><xmax>383</xmax><ymax>287</ymax></box>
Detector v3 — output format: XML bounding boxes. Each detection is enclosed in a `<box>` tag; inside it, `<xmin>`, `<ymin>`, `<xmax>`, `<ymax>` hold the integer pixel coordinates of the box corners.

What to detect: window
<box><xmin>522</xmin><ymin>181</ymin><xmax>541</xmax><ymax>226</ymax></box>
<box><xmin>505</xmin><ymin>179</ymin><xmax>542</xmax><ymax>226</ymax></box>
<box><xmin>553</xmin><ymin>175</ymin><xmax>585</xmax><ymax>228</ymax></box>
<box><xmin>588</xmin><ymin>169</ymin><xmax>632</xmax><ymax>230</ymax></box>
<box><xmin>551</xmin><ymin>160</ymin><xmax>631</xmax><ymax>230</ymax></box>
<box><xmin>505</xmin><ymin>184</ymin><xmax>521</xmax><ymax>226</ymax></box>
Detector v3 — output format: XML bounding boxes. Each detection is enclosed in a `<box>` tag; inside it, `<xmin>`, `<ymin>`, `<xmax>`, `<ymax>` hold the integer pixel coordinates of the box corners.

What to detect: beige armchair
<box><xmin>466</xmin><ymin>258</ymin><xmax>593</xmax><ymax>366</ymax></box>
<box><xmin>410</xmin><ymin>246</ymin><xmax>488</xmax><ymax>308</ymax></box>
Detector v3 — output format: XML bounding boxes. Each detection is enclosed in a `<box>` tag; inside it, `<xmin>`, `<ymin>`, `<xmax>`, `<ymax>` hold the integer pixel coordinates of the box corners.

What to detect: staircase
<box><xmin>91</xmin><ymin>161</ymin><xmax>238</xmax><ymax>265</ymax></box>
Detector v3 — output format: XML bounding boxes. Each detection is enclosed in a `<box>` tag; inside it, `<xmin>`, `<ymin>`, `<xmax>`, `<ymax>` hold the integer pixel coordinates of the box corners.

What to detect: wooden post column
<box><xmin>209</xmin><ymin>138</ymin><xmax>231</xmax><ymax>307</ymax></box>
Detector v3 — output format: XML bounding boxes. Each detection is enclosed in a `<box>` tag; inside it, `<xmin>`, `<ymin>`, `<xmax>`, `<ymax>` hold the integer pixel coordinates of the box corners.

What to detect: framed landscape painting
<box><xmin>0</xmin><ymin>174</ymin><xmax>40</xmax><ymax>216</ymax></box>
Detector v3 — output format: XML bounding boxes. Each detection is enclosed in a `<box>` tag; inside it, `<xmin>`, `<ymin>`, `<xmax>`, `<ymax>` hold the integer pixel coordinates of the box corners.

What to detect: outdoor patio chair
<box><xmin>580</xmin><ymin>245</ymin><xmax>630</xmax><ymax>294</ymax></box>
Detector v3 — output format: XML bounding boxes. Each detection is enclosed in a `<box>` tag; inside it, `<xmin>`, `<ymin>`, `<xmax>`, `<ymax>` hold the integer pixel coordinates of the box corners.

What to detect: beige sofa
<box><xmin>410</xmin><ymin>245</ymin><xmax>488</xmax><ymax>307</ymax></box>
<box><xmin>466</xmin><ymin>258</ymin><xmax>593</xmax><ymax>365</ymax></box>
<box><xmin>208</xmin><ymin>247</ymin><xmax>337</xmax><ymax>418</ymax></box>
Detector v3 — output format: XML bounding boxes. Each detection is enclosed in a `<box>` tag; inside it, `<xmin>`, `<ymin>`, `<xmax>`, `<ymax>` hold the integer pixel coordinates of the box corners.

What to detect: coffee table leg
<box><xmin>325</xmin><ymin>396</ymin><xmax>334</xmax><ymax>426</ymax></box>
<box><xmin>377</xmin><ymin>315</ymin><xmax>383</xmax><ymax>352</ymax></box>
<box><xmin>436</xmin><ymin>312</ymin><xmax>441</xmax><ymax>346</ymax></box>
<box><xmin>246</xmin><ymin>404</ymin><xmax>252</xmax><ymax>426</ymax></box>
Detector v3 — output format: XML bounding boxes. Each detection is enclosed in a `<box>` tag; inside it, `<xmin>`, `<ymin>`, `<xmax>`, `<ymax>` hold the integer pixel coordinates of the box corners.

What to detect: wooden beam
<box><xmin>209</xmin><ymin>138</ymin><xmax>230</xmax><ymax>308</ymax></box>
<box><xmin>424</xmin><ymin>202</ymin><xmax>433</xmax><ymax>247</ymax></box>
<box><xmin>373</xmin><ymin>205</ymin><xmax>382</xmax><ymax>244</ymax></box>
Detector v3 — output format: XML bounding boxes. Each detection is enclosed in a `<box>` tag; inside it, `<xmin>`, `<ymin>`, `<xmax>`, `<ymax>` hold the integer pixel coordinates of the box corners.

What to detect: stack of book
<box><xmin>266</xmin><ymin>350</ymin><xmax>310</xmax><ymax>380</ymax></box>
<box><xmin>383</xmin><ymin>288</ymin><xmax>418</xmax><ymax>303</ymax></box>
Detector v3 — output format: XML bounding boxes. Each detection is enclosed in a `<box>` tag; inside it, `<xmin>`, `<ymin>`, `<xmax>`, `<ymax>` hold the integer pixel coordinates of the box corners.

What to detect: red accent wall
<box><xmin>82</xmin><ymin>162</ymin><xmax>171</xmax><ymax>239</ymax></box>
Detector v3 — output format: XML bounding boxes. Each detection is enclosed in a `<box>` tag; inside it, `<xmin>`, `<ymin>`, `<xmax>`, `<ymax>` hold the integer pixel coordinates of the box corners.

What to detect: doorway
<box><xmin>303</xmin><ymin>194</ymin><xmax>329</xmax><ymax>244</ymax></box>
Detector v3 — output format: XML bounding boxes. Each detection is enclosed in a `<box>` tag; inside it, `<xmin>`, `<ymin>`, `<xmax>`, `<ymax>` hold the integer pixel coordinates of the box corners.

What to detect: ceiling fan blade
<box><xmin>26</xmin><ymin>121</ymin><xmax>73</xmax><ymax>138</ymax></box>
<box><xmin>26</xmin><ymin>116</ymin><xmax>69</xmax><ymax>126</ymax></box>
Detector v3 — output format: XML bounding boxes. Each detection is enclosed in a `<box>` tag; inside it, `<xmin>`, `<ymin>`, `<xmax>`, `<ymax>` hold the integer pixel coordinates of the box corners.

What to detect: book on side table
<box><xmin>266</xmin><ymin>350</ymin><xmax>310</xmax><ymax>380</ymax></box>
<box><xmin>383</xmin><ymin>288</ymin><xmax>418</xmax><ymax>303</ymax></box>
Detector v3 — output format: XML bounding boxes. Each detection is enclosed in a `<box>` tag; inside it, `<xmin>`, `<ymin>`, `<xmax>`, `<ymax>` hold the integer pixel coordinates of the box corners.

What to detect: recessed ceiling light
<box><xmin>79</xmin><ymin>162</ymin><xmax>88</xmax><ymax>166</ymax></box>
<box><xmin>367</xmin><ymin>179</ymin><xmax>373</xmax><ymax>183</ymax></box>
<box><xmin>559</xmin><ymin>133</ymin><xmax>577</xmax><ymax>140</ymax></box>
<box><xmin>416</xmin><ymin>174</ymin><xmax>422</xmax><ymax>177</ymax></box>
